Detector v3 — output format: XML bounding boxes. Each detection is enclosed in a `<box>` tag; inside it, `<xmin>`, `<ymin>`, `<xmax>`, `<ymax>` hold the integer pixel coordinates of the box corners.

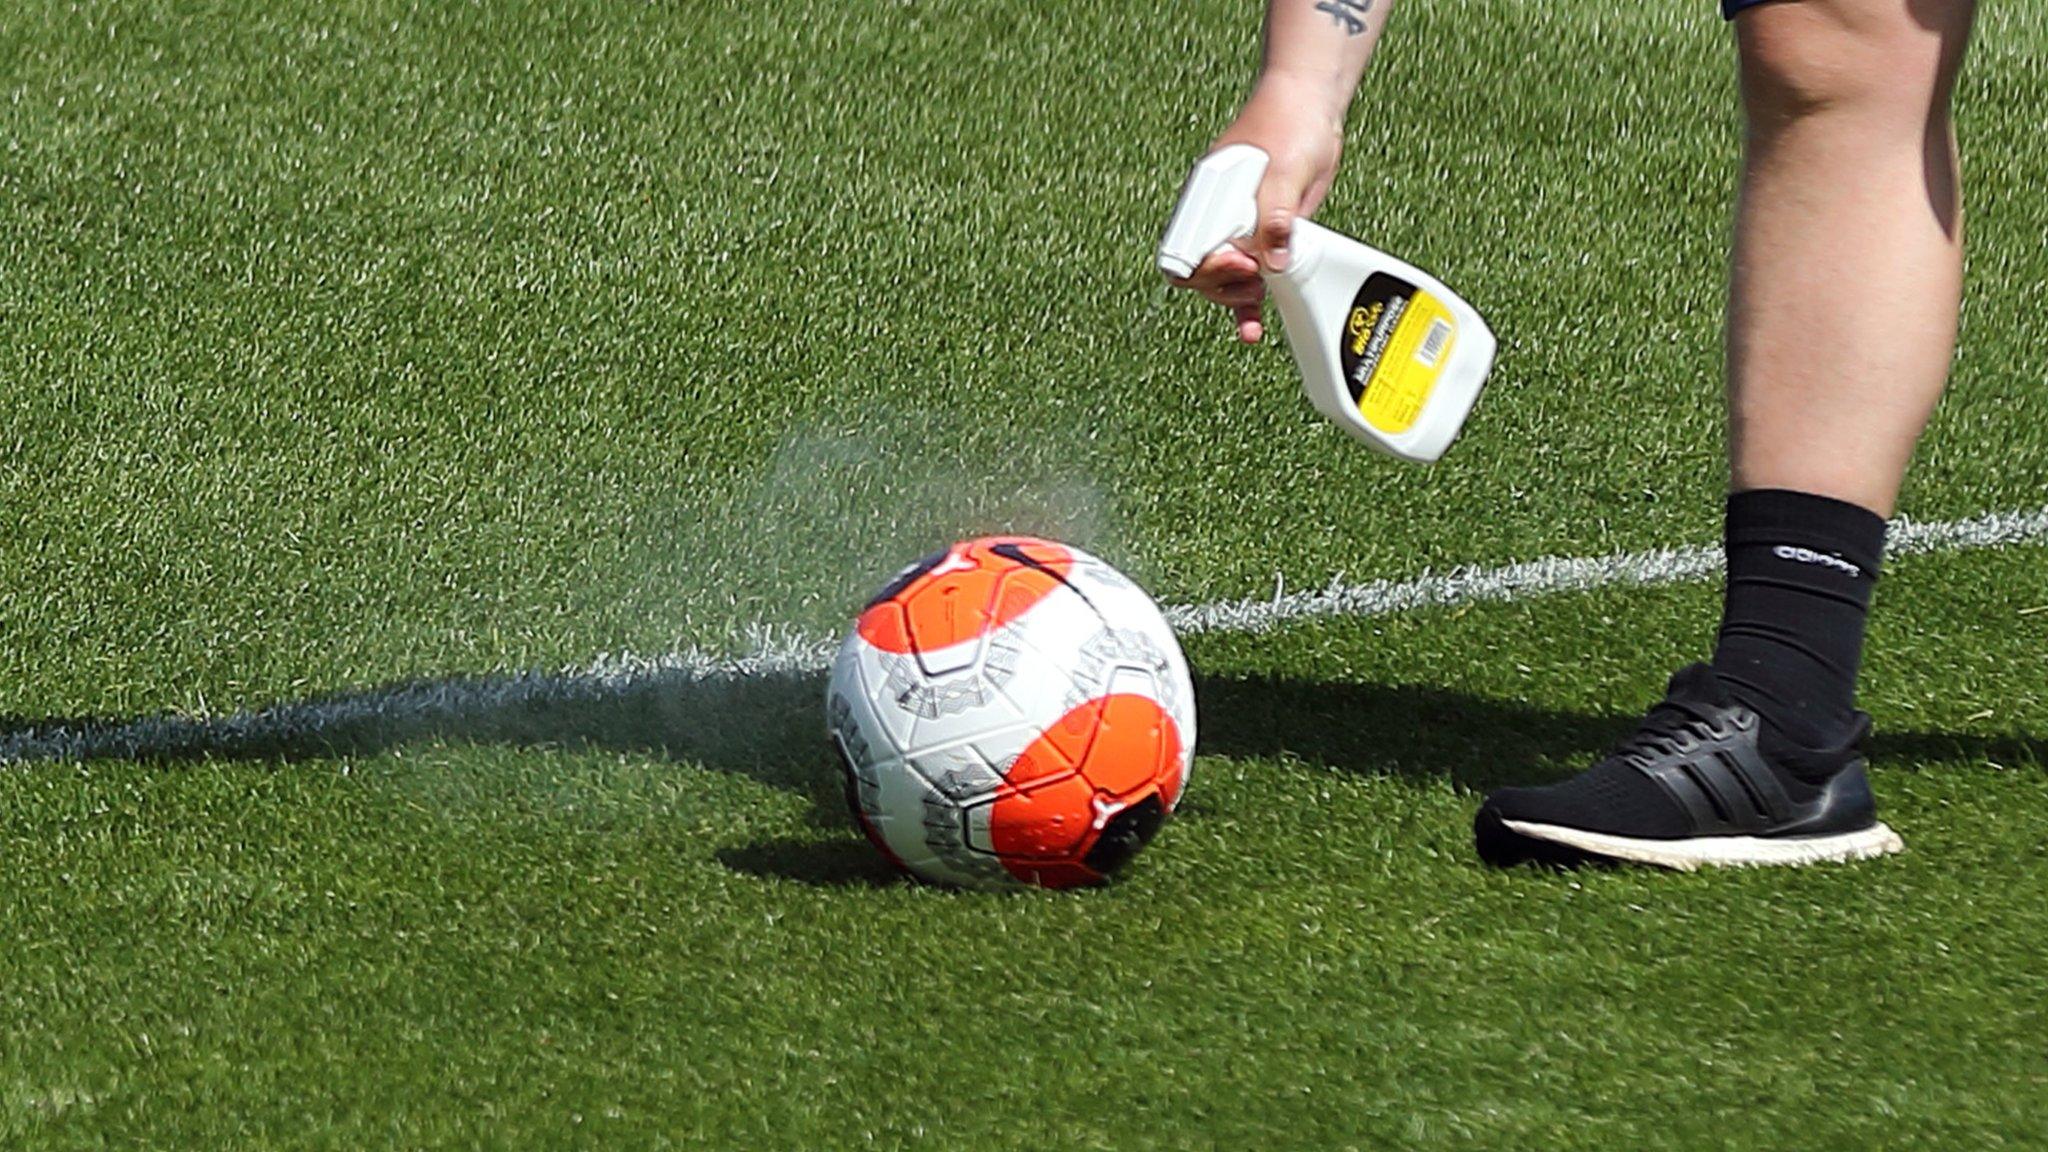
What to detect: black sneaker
<box><xmin>1474</xmin><ymin>664</ymin><xmax>1904</xmax><ymax>870</ymax></box>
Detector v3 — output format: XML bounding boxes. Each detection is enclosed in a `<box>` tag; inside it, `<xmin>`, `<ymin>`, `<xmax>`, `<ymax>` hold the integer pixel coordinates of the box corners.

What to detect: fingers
<box><xmin>1171</xmin><ymin>245</ymin><xmax>1258</xmax><ymax>293</ymax></box>
<box><xmin>1168</xmin><ymin>247</ymin><xmax>1266</xmax><ymax>340</ymax></box>
<box><xmin>1249</xmin><ymin>167</ymin><xmax>1299</xmax><ymax>274</ymax></box>
<box><xmin>1164</xmin><ymin>240</ymin><xmax>1269</xmax><ymax>340</ymax></box>
<box><xmin>1205</xmin><ymin>276</ymin><xmax>1264</xmax><ymax>309</ymax></box>
<box><xmin>1233</xmin><ymin>302</ymin><xmax>1264</xmax><ymax>344</ymax></box>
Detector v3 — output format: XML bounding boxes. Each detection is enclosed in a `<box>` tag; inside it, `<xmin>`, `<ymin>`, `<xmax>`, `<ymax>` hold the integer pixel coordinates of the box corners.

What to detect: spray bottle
<box><xmin>1158</xmin><ymin>145</ymin><xmax>1496</xmax><ymax>464</ymax></box>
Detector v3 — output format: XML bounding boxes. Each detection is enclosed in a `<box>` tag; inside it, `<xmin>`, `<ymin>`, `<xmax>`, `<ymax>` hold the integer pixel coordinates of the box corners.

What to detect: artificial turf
<box><xmin>2</xmin><ymin>0</ymin><xmax>2045</xmax><ymax>1146</ymax></box>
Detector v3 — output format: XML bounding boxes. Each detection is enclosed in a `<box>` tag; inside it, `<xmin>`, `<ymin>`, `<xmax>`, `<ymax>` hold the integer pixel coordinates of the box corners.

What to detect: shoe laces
<box><xmin>1611</xmin><ymin>697</ymin><xmax>1746</xmax><ymax>771</ymax></box>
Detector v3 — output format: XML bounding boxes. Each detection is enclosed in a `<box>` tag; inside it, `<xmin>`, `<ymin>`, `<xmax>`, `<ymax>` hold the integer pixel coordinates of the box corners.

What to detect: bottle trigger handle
<box><xmin>1156</xmin><ymin>144</ymin><xmax>1271</xmax><ymax>280</ymax></box>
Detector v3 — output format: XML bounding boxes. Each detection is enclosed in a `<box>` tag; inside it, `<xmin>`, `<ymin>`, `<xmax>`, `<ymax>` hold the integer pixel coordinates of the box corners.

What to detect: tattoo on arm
<box><xmin>1314</xmin><ymin>0</ymin><xmax>1374</xmax><ymax>36</ymax></box>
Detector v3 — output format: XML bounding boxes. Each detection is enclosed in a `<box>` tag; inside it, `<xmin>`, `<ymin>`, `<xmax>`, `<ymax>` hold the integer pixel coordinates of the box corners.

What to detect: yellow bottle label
<box><xmin>1339</xmin><ymin>273</ymin><xmax>1457</xmax><ymax>436</ymax></box>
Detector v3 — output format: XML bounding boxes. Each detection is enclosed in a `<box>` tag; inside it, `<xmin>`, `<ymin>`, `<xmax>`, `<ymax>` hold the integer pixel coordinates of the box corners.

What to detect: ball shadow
<box><xmin>715</xmin><ymin>838</ymin><xmax>909</xmax><ymax>889</ymax></box>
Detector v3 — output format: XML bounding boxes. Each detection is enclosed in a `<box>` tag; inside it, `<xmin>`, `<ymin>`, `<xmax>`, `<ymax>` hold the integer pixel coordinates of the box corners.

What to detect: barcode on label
<box><xmin>1416</xmin><ymin>319</ymin><xmax>1453</xmax><ymax>368</ymax></box>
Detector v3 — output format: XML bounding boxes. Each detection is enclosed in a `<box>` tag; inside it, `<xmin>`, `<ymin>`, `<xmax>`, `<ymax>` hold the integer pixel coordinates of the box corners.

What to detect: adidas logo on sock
<box><xmin>1771</xmin><ymin>545</ymin><xmax>1863</xmax><ymax>578</ymax></box>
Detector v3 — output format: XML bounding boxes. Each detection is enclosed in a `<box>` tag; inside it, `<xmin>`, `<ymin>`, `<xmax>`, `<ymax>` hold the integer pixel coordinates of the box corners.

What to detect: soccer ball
<box><xmin>826</xmin><ymin>536</ymin><xmax>1196</xmax><ymax>890</ymax></box>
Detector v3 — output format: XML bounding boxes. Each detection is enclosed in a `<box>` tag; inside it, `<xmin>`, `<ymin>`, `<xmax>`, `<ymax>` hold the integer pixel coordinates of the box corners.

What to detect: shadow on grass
<box><xmin>1</xmin><ymin>667</ymin><xmax>2040</xmax><ymax>884</ymax></box>
<box><xmin>1194</xmin><ymin>674</ymin><xmax>2048</xmax><ymax>789</ymax></box>
<box><xmin>714</xmin><ymin>837</ymin><xmax>909</xmax><ymax>889</ymax></box>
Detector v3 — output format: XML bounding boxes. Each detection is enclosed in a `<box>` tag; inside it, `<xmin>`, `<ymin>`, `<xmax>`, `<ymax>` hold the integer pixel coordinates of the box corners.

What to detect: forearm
<box><xmin>1177</xmin><ymin>0</ymin><xmax>1395</xmax><ymax>337</ymax></box>
<box><xmin>1253</xmin><ymin>0</ymin><xmax>1394</xmax><ymax>128</ymax></box>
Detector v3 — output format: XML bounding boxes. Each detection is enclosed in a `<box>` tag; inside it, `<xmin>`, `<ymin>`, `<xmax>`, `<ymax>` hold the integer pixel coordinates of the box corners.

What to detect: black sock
<box><xmin>1709</xmin><ymin>488</ymin><xmax>1887</xmax><ymax>751</ymax></box>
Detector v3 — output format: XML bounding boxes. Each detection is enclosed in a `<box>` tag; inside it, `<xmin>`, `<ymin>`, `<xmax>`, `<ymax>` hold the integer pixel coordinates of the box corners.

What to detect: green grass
<box><xmin>2</xmin><ymin>0</ymin><xmax>2047</xmax><ymax>1146</ymax></box>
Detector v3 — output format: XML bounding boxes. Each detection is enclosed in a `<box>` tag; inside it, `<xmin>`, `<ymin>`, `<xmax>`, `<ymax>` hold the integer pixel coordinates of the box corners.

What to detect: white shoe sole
<box><xmin>1497</xmin><ymin>819</ymin><xmax>1905</xmax><ymax>871</ymax></box>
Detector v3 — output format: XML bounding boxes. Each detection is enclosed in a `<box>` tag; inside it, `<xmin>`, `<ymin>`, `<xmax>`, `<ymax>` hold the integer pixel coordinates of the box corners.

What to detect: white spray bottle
<box><xmin>1158</xmin><ymin>145</ymin><xmax>1497</xmax><ymax>464</ymax></box>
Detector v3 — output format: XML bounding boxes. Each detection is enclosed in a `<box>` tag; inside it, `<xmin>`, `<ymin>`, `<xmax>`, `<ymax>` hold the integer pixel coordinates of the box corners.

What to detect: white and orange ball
<box><xmin>826</xmin><ymin>536</ymin><xmax>1196</xmax><ymax>890</ymax></box>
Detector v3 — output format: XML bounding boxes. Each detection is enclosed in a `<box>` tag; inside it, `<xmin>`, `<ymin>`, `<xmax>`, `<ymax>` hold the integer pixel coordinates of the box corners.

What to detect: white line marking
<box><xmin>1165</xmin><ymin>503</ymin><xmax>2048</xmax><ymax>637</ymax></box>
<box><xmin>3</xmin><ymin>504</ymin><xmax>2045</xmax><ymax>764</ymax></box>
<box><xmin>0</xmin><ymin>627</ymin><xmax>842</xmax><ymax>765</ymax></box>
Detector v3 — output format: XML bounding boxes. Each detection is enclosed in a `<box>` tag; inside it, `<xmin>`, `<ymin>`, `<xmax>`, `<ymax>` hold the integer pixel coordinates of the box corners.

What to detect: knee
<box><xmin>1737</xmin><ymin>1</ymin><xmax>1969</xmax><ymax>126</ymax></box>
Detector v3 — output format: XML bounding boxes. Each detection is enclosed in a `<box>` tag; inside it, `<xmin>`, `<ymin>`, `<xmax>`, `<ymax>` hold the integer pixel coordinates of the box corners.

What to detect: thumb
<box><xmin>1250</xmin><ymin>170</ymin><xmax>1303</xmax><ymax>275</ymax></box>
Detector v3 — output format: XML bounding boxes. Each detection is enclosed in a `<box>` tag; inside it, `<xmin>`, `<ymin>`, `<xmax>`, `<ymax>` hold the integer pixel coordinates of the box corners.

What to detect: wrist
<box><xmin>1246</xmin><ymin>69</ymin><xmax>1351</xmax><ymax>135</ymax></box>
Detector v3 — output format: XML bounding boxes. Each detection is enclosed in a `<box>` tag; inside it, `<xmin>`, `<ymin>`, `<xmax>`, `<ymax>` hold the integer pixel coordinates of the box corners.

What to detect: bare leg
<box><xmin>1727</xmin><ymin>0</ymin><xmax>1976</xmax><ymax>516</ymax></box>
